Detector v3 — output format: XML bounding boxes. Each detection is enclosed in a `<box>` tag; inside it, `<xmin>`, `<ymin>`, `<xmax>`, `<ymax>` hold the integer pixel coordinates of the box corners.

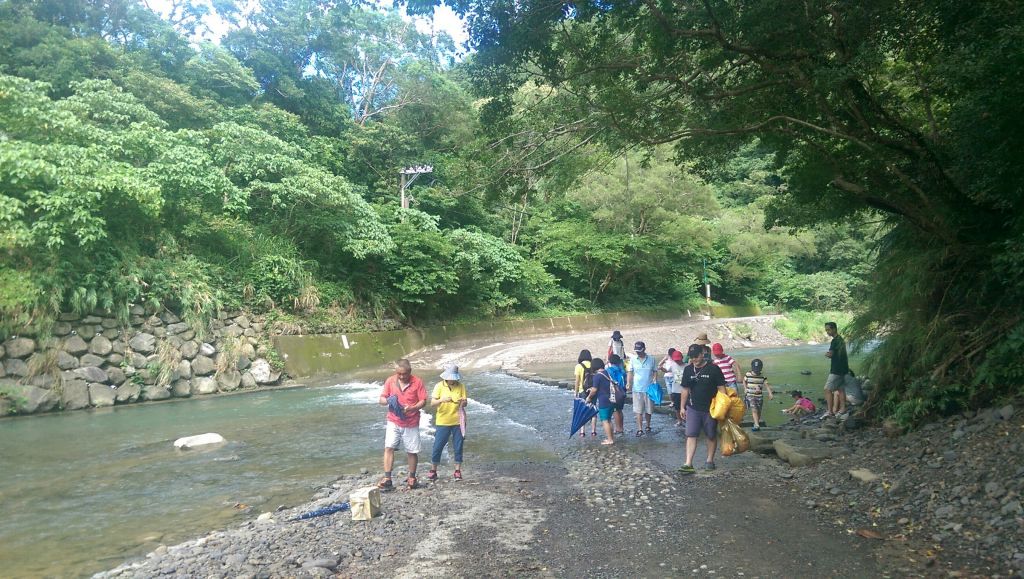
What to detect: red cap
<box><xmin>711</xmin><ymin>343</ymin><xmax>724</xmax><ymax>355</ymax></box>
<box><xmin>671</xmin><ymin>350</ymin><xmax>683</xmax><ymax>362</ymax></box>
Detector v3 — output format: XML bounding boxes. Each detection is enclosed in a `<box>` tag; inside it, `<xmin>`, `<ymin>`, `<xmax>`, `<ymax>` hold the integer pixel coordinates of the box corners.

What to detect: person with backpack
<box><xmin>607</xmin><ymin>354</ymin><xmax>628</xmax><ymax>435</ymax></box>
<box><xmin>584</xmin><ymin>358</ymin><xmax>616</xmax><ymax>445</ymax></box>
<box><xmin>574</xmin><ymin>349</ymin><xmax>597</xmax><ymax>437</ymax></box>
<box><xmin>608</xmin><ymin>330</ymin><xmax>626</xmax><ymax>360</ymax></box>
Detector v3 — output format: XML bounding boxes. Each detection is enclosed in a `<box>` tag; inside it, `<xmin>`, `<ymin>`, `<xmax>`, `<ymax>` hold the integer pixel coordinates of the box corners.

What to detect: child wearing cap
<box><xmin>427</xmin><ymin>364</ymin><xmax>468</xmax><ymax>481</ymax></box>
<box><xmin>710</xmin><ymin>343</ymin><xmax>741</xmax><ymax>392</ymax></box>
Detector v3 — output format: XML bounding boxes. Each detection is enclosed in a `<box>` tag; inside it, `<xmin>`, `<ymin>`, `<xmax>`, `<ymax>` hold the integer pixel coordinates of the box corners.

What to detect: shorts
<box><xmin>671</xmin><ymin>392</ymin><xmax>682</xmax><ymax>412</ymax></box>
<box><xmin>825</xmin><ymin>373</ymin><xmax>847</xmax><ymax>392</ymax></box>
<box><xmin>745</xmin><ymin>396</ymin><xmax>763</xmax><ymax>411</ymax></box>
<box><xmin>685</xmin><ymin>407</ymin><xmax>717</xmax><ymax>439</ymax></box>
<box><xmin>614</xmin><ymin>399</ymin><xmax>626</xmax><ymax>412</ymax></box>
<box><xmin>632</xmin><ymin>391</ymin><xmax>653</xmax><ymax>415</ymax></box>
<box><xmin>384</xmin><ymin>421</ymin><xmax>421</xmax><ymax>454</ymax></box>
<box><xmin>598</xmin><ymin>407</ymin><xmax>614</xmax><ymax>421</ymax></box>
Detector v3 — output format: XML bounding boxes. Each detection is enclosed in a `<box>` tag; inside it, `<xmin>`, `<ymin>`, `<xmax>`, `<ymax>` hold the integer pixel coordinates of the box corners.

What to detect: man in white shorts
<box><xmin>627</xmin><ymin>341</ymin><xmax>658</xmax><ymax>436</ymax></box>
<box><xmin>378</xmin><ymin>359</ymin><xmax>427</xmax><ymax>490</ymax></box>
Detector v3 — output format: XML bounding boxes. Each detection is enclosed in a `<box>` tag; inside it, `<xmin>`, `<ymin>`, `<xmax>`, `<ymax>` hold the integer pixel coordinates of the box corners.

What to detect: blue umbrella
<box><xmin>387</xmin><ymin>395</ymin><xmax>404</xmax><ymax>418</ymax></box>
<box><xmin>569</xmin><ymin>398</ymin><xmax>599</xmax><ymax>438</ymax></box>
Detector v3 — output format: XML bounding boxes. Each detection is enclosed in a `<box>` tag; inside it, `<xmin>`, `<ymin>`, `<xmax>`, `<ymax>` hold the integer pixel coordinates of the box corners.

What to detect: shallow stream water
<box><xmin>0</xmin><ymin>344</ymin><xmax>860</xmax><ymax>577</ymax></box>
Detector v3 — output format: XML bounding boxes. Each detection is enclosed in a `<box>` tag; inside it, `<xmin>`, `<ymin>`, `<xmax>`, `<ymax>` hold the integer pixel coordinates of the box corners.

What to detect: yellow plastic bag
<box><xmin>728</xmin><ymin>393</ymin><xmax>746</xmax><ymax>424</ymax></box>
<box><xmin>719</xmin><ymin>418</ymin><xmax>750</xmax><ymax>456</ymax></box>
<box><xmin>709</xmin><ymin>391</ymin><xmax>731</xmax><ymax>421</ymax></box>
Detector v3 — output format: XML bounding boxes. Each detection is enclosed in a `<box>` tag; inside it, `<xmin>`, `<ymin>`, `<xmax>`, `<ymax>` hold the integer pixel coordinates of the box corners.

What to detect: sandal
<box><xmin>636</xmin><ymin>430</ymin><xmax>644</xmax><ymax>437</ymax></box>
<box><xmin>677</xmin><ymin>465</ymin><xmax>696</xmax><ymax>475</ymax></box>
<box><xmin>591</xmin><ymin>432</ymin><xmax>597</xmax><ymax>437</ymax></box>
<box><xmin>579</xmin><ymin>431</ymin><xmax>586</xmax><ymax>438</ymax></box>
<box><xmin>377</xmin><ymin>477</ymin><xmax>394</xmax><ymax>492</ymax></box>
<box><xmin>406</xmin><ymin>476</ymin><xmax>418</xmax><ymax>490</ymax></box>
<box><xmin>426</xmin><ymin>470</ymin><xmax>438</xmax><ymax>481</ymax></box>
<box><xmin>453</xmin><ymin>469</ymin><xmax>462</xmax><ymax>481</ymax></box>
<box><xmin>600</xmin><ymin>440</ymin><xmax>614</xmax><ymax>446</ymax></box>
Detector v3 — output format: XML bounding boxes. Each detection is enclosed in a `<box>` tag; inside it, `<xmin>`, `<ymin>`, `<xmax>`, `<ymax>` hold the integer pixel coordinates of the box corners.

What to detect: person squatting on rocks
<box><xmin>428</xmin><ymin>364</ymin><xmax>467</xmax><ymax>482</ymax></box>
<box><xmin>678</xmin><ymin>344</ymin><xmax>728</xmax><ymax>474</ymax></box>
<box><xmin>574</xmin><ymin>349</ymin><xmax>598</xmax><ymax>437</ymax></box>
<box><xmin>742</xmin><ymin>358</ymin><xmax>773</xmax><ymax>431</ymax></box>
<box><xmin>378</xmin><ymin>358</ymin><xmax>427</xmax><ymax>491</ymax></box>
<box><xmin>823</xmin><ymin>322</ymin><xmax>850</xmax><ymax>419</ymax></box>
<box><xmin>783</xmin><ymin>390</ymin><xmax>816</xmax><ymax>418</ymax></box>
<box><xmin>627</xmin><ymin>341</ymin><xmax>657</xmax><ymax>436</ymax></box>
<box><xmin>585</xmin><ymin>358</ymin><xmax>616</xmax><ymax>445</ymax></box>
<box><xmin>711</xmin><ymin>343</ymin><xmax>741</xmax><ymax>391</ymax></box>
<box><xmin>606</xmin><ymin>354</ymin><xmax>628</xmax><ymax>435</ymax></box>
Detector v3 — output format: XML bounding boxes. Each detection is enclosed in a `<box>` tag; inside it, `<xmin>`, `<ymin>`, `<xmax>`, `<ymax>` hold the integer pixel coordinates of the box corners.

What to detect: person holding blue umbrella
<box><xmin>584</xmin><ymin>358</ymin><xmax>616</xmax><ymax>445</ymax></box>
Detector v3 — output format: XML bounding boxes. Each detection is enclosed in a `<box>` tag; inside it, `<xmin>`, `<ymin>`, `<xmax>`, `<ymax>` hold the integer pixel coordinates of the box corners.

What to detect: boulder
<box><xmin>223</xmin><ymin>325</ymin><xmax>244</xmax><ymax>338</ymax></box>
<box><xmin>217</xmin><ymin>369</ymin><xmax>242</xmax><ymax>391</ymax></box>
<box><xmin>53</xmin><ymin>322</ymin><xmax>73</xmax><ymax>336</ymax></box>
<box><xmin>179</xmin><ymin>341</ymin><xmax>199</xmax><ymax>360</ymax></box>
<box><xmin>75</xmin><ymin>366</ymin><xmax>109</xmax><ymax>384</ymax></box>
<box><xmin>166</xmin><ymin>322</ymin><xmax>189</xmax><ymax>336</ymax></box>
<box><xmin>170</xmin><ymin>379</ymin><xmax>192</xmax><ymax>397</ymax></box>
<box><xmin>106</xmin><ymin>367</ymin><xmax>127</xmax><ymax>386</ymax></box>
<box><xmin>250</xmin><ymin>359</ymin><xmax>273</xmax><ymax>384</ymax></box>
<box><xmin>173</xmin><ymin>433</ymin><xmax>225</xmax><ymax>449</ymax></box>
<box><xmin>62</xmin><ymin>335</ymin><xmax>89</xmax><ymax>356</ymax></box>
<box><xmin>100</xmin><ymin>317</ymin><xmax>118</xmax><ymax>329</ymax></box>
<box><xmin>82</xmin><ymin>315</ymin><xmax>103</xmax><ymax>324</ymax></box>
<box><xmin>8</xmin><ymin>382</ymin><xmax>60</xmax><ymax>413</ymax></box>
<box><xmin>0</xmin><ymin>361</ymin><xmax>6</xmax><ymax>379</ymax></box>
<box><xmin>89</xmin><ymin>383</ymin><xmax>116</xmax><ymax>407</ymax></box>
<box><xmin>747</xmin><ymin>430</ymin><xmax>790</xmax><ymax>454</ymax></box>
<box><xmin>175</xmin><ymin>359</ymin><xmax>192</xmax><ymax>380</ymax></box>
<box><xmin>57</xmin><ymin>351</ymin><xmax>79</xmax><ymax>370</ymax></box>
<box><xmin>145</xmin><ymin>315</ymin><xmax>163</xmax><ymax>327</ymax></box>
<box><xmin>774</xmin><ymin>439</ymin><xmax>851</xmax><ymax>467</ymax></box>
<box><xmin>191</xmin><ymin>355</ymin><xmax>216</xmax><ymax>377</ymax></box>
<box><xmin>199</xmin><ymin>342</ymin><xmax>216</xmax><ymax>357</ymax></box>
<box><xmin>76</xmin><ymin>324</ymin><xmax>98</xmax><ymax>337</ymax></box>
<box><xmin>236</xmin><ymin>355</ymin><xmax>251</xmax><ymax>371</ymax></box>
<box><xmin>128</xmin><ymin>333</ymin><xmax>156</xmax><ymax>355</ymax></box>
<box><xmin>240</xmin><ymin>343</ymin><xmax>256</xmax><ymax>359</ymax></box>
<box><xmin>89</xmin><ymin>336</ymin><xmax>113</xmax><ymax>355</ymax></box>
<box><xmin>140</xmin><ymin>385</ymin><xmax>170</xmax><ymax>401</ymax></box>
<box><xmin>80</xmin><ymin>353</ymin><xmax>105</xmax><ymax>368</ymax></box>
<box><xmin>27</xmin><ymin>373</ymin><xmax>57</xmax><ymax>389</ymax></box>
<box><xmin>115</xmin><ymin>382</ymin><xmax>141</xmax><ymax>403</ymax></box>
<box><xmin>178</xmin><ymin>329</ymin><xmax>196</xmax><ymax>341</ymax></box>
<box><xmin>110</xmin><ymin>340</ymin><xmax>126</xmax><ymax>355</ymax></box>
<box><xmin>193</xmin><ymin>377</ymin><xmax>218</xmax><ymax>395</ymax></box>
<box><xmin>129</xmin><ymin>352</ymin><xmax>148</xmax><ymax>369</ymax></box>
<box><xmin>129</xmin><ymin>304</ymin><xmax>145</xmax><ymax>316</ymax></box>
<box><xmin>159</xmin><ymin>311</ymin><xmax>180</xmax><ymax>324</ymax></box>
<box><xmin>240</xmin><ymin>372</ymin><xmax>257</xmax><ymax>389</ymax></box>
<box><xmin>106</xmin><ymin>353</ymin><xmax>124</xmax><ymax>366</ymax></box>
<box><xmin>235</xmin><ymin>315</ymin><xmax>250</xmax><ymax>329</ymax></box>
<box><xmin>61</xmin><ymin>380</ymin><xmax>91</xmax><ymax>410</ymax></box>
<box><xmin>5</xmin><ymin>358</ymin><xmax>30</xmax><ymax>377</ymax></box>
<box><xmin>4</xmin><ymin>337</ymin><xmax>36</xmax><ymax>359</ymax></box>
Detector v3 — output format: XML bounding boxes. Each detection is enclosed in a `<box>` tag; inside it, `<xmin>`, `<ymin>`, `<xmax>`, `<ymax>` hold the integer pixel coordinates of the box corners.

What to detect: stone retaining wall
<box><xmin>0</xmin><ymin>306</ymin><xmax>284</xmax><ymax>417</ymax></box>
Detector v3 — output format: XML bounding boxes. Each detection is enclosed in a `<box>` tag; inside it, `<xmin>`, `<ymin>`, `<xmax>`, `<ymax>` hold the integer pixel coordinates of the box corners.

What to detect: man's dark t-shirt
<box><xmin>829</xmin><ymin>335</ymin><xmax>850</xmax><ymax>375</ymax></box>
<box><xmin>681</xmin><ymin>362</ymin><xmax>726</xmax><ymax>412</ymax></box>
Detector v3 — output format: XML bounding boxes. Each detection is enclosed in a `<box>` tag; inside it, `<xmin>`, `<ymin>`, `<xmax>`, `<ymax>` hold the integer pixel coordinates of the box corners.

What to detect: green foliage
<box><xmin>773</xmin><ymin>311</ymin><xmax>853</xmax><ymax>343</ymax></box>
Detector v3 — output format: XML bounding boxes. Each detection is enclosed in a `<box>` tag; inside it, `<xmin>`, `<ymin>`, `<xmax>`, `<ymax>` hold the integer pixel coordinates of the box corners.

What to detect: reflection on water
<box><xmin>0</xmin><ymin>344</ymin><xmax>862</xmax><ymax>578</ymax></box>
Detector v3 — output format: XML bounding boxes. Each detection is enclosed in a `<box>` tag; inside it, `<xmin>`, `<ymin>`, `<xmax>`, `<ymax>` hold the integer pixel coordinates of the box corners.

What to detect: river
<box><xmin>0</xmin><ymin>344</ymin><xmax>859</xmax><ymax>577</ymax></box>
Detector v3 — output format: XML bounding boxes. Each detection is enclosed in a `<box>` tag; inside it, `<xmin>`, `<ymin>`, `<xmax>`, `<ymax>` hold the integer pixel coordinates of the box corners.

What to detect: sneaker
<box><xmin>426</xmin><ymin>470</ymin><xmax>438</xmax><ymax>481</ymax></box>
<box><xmin>818</xmin><ymin>412</ymin><xmax>833</xmax><ymax>420</ymax></box>
<box><xmin>752</xmin><ymin>425</ymin><xmax>760</xmax><ymax>432</ymax></box>
<box><xmin>453</xmin><ymin>470</ymin><xmax>462</xmax><ymax>481</ymax></box>
<box><xmin>677</xmin><ymin>464</ymin><xmax>696</xmax><ymax>475</ymax></box>
<box><xmin>704</xmin><ymin>461</ymin><xmax>716</xmax><ymax>470</ymax></box>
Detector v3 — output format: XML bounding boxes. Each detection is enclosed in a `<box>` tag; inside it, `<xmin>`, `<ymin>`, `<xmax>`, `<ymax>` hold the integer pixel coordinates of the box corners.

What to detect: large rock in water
<box><xmin>115</xmin><ymin>382</ymin><xmax>141</xmax><ymax>403</ymax></box>
<box><xmin>174</xmin><ymin>433</ymin><xmax>225</xmax><ymax>449</ymax></box>
<box><xmin>249</xmin><ymin>359</ymin><xmax>279</xmax><ymax>384</ymax></box>
<box><xmin>89</xmin><ymin>383</ymin><xmax>116</xmax><ymax>407</ymax></box>
<box><xmin>216</xmin><ymin>369</ymin><xmax>242</xmax><ymax>391</ymax></box>
<box><xmin>61</xmin><ymin>380</ymin><xmax>91</xmax><ymax>410</ymax></box>
<box><xmin>193</xmin><ymin>376</ymin><xmax>218</xmax><ymax>395</ymax></box>
<box><xmin>4</xmin><ymin>337</ymin><xmax>36</xmax><ymax>359</ymax></box>
<box><xmin>4</xmin><ymin>382</ymin><xmax>59</xmax><ymax>413</ymax></box>
<box><xmin>140</xmin><ymin>385</ymin><xmax>170</xmax><ymax>401</ymax></box>
<box><xmin>170</xmin><ymin>379</ymin><xmax>192</xmax><ymax>397</ymax></box>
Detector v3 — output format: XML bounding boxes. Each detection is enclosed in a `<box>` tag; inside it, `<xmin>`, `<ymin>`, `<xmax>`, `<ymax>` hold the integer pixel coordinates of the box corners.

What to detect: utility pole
<box><xmin>703</xmin><ymin>258</ymin><xmax>711</xmax><ymax>305</ymax></box>
<box><xmin>399</xmin><ymin>165</ymin><xmax>433</xmax><ymax>211</ymax></box>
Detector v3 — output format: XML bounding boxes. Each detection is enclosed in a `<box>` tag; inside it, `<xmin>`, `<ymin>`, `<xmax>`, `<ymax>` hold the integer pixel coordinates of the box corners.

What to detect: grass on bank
<box><xmin>773</xmin><ymin>310</ymin><xmax>853</xmax><ymax>342</ymax></box>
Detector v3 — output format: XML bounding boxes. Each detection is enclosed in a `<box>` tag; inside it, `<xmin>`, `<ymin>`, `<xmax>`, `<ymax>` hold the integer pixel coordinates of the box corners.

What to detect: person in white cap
<box><xmin>427</xmin><ymin>363</ymin><xmax>468</xmax><ymax>481</ymax></box>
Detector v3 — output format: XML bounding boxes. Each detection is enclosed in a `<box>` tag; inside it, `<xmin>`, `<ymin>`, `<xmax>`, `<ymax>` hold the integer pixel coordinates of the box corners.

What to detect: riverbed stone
<box><xmin>774</xmin><ymin>439</ymin><xmax>851</xmax><ymax>467</ymax></box>
<box><xmin>747</xmin><ymin>430</ymin><xmax>789</xmax><ymax>454</ymax></box>
<box><xmin>140</xmin><ymin>385</ymin><xmax>170</xmax><ymax>401</ymax></box>
<box><xmin>250</xmin><ymin>359</ymin><xmax>273</xmax><ymax>384</ymax></box>
<box><xmin>89</xmin><ymin>383</ymin><xmax>116</xmax><ymax>407</ymax></box>
<box><xmin>175</xmin><ymin>360</ymin><xmax>192</xmax><ymax>380</ymax></box>
<box><xmin>240</xmin><ymin>343</ymin><xmax>256</xmax><ymax>359</ymax></box>
<box><xmin>7</xmin><ymin>382</ymin><xmax>59</xmax><ymax>413</ymax></box>
<box><xmin>101</xmin><ymin>328</ymin><xmax>120</xmax><ymax>340</ymax></box>
<box><xmin>107</xmin><ymin>367</ymin><xmax>126</xmax><ymax>386</ymax></box>
<box><xmin>61</xmin><ymin>379</ymin><xmax>91</xmax><ymax>410</ymax></box>
<box><xmin>128</xmin><ymin>333</ymin><xmax>157</xmax><ymax>355</ymax></box>
<box><xmin>180</xmin><ymin>340</ymin><xmax>199</xmax><ymax>360</ymax></box>
<box><xmin>4</xmin><ymin>337</ymin><xmax>36</xmax><ymax>359</ymax></box>
<box><xmin>236</xmin><ymin>355</ymin><xmax>251</xmax><ymax>371</ymax></box>
<box><xmin>171</xmin><ymin>379</ymin><xmax>192</xmax><ymax>397</ymax></box>
<box><xmin>56</xmin><ymin>351</ymin><xmax>79</xmax><ymax>370</ymax></box>
<box><xmin>235</xmin><ymin>315</ymin><xmax>250</xmax><ymax>329</ymax></box>
<box><xmin>106</xmin><ymin>353</ymin><xmax>124</xmax><ymax>367</ymax></box>
<box><xmin>5</xmin><ymin>358</ymin><xmax>29</xmax><ymax>377</ymax></box>
<box><xmin>166</xmin><ymin>322</ymin><xmax>189</xmax><ymax>336</ymax></box>
<box><xmin>223</xmin><ymin>325</ymin><xmax>244</xmax><ymax>338</ymax></box>
<box><xmin>178</xmin><ymin>328</ymin><xmax>196</xmax><ymax>342</ymax></box>
<box><xmin>159</xmin><ymin>311</ymin><xmax>180</xmax><ymax>325</ymax></box>
<box><xmin>240</xmin><ymin>372</ymin><xmax>257</xmax><ymax>389</ymax></box>
<box><xmin>62</xmin><ymin>335</ymin><xmax>89</xmax><ymax>356</ymax></box>
<box><xmin>217</xmin><ymin>369</ymin><xmax>242</xmax><ymax>392</ymax></box>
<box><xmin>193</xmin><ymin>377</ymin><xmax>218</xmax><ymax>395</ymax></box>
<box><xmin>100</xmin><ymin>317</ymin><xmax>118</xmax><ymax>329</ymax></box>
<box><xmin>200</xmin><ymin>342</ymin><xmax>216</xmax><ymax>357</ymax></box>
<box><xmin>53</xmin><ymin>321</ymin><xmax>73</xmax><ymax>336</ymax></box>
<box><xmin>80</xmin><ymin>353</ymin><xmax>105</xmax><ymax>368</ymax></box>
<box><xmin>129</xmin><ymin>352</ymin><xmax>148</xmax><ymax>369</ymax></box>
<box><xmin>77</xmin><ymin>324</ymin><xmax>99</xmax><ymax>337</ymax></box>
<box><xmin>191</xmin><ymin>355</ymin><xmax>215</xmax><ymax>377</ymax></box>
<box><xmin>75</xmin><ymin>366</ymin><xmax>109</xmax><ymax>384</ymax></box>
<box><xmin>116</xmin><ymin>382</ymin><xmax>141</xmax><ymax>403</ymax></box>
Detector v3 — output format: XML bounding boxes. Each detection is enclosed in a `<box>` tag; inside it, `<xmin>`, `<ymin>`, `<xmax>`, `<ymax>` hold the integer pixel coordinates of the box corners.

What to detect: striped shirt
<box><xmin>712</xmin><ymin>354</ymin><xmax>737</xmax><ymax>384</ymax></box>
<box><xmin>743</xmin><ymin>371</ymin><xmax>767</xmax><ymax>397</ymax></box>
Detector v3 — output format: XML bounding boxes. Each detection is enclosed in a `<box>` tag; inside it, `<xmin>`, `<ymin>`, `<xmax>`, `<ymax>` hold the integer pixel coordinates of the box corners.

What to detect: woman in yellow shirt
<box><xmin>574</xmin><ymin>350</ymin><xmax>596</xmax><ymax>437</ymax></box>
<box><xmin>427</xmin><ymin>364</ymin><xmax>468</xmax><ymax>481</ymax></box>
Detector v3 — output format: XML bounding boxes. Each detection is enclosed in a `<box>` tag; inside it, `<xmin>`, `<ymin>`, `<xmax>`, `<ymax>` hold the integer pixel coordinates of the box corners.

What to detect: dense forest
<box><xmin>1</xmin><ymin>0</ymin><xmax>1021</xmax><ymax>423</ymax></box>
